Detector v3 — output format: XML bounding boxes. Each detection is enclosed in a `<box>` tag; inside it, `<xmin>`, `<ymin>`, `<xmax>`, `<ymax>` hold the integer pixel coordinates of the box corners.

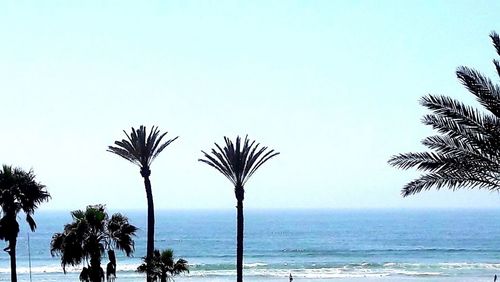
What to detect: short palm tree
<box><xmin>137</xmin><ymin>248</ymin><xmax>189</xmax><ymax>282</ymax></box>
<box><xmin>199</xmin><ymin>135</ymin><xmax>279</xmax><ymax>282</ymax></box>
<box><xmin>0</xmin><ymin>165</ymin><xmax>50</xmax><ymax>282</ymax></box>
<box><xmin>107</xmin><ymin>125</ymin><xmax>178</xmax><ymax>282</ymax></box>
<box><xmin>389</xmin><ymin>32</ymin><xmax>500</xmax><ymax>196</ymax></box>
<box><xmin>50</xmin><ymin>204</ymin><xmax>137</xmax><ymax>282</ymax></box>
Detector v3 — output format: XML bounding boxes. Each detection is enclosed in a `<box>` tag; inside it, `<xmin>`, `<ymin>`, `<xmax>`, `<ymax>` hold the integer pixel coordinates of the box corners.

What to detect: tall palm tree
<box><xmin>388</xmin><ymin>32</ymin><xmax>500</xmax><ymax>196</ymax></box>
<box><xmin>50</xmin><ymin>204</ymin><xmax>137</xmax><ymax>282</ymax></box>
<box><xmin>0</xmin><ymin>165</ymin><xmax>50</xmax><ymax>282</ymax></box>
<box><xmin>107</xmin><ymin>125</ymin><xmax>178</xmax><ymax>282</ymax></box>
<box><xmin>137</xmin><ymin>248</ymin><xmax>189</xmax><ymax>282</ymax></box>
<box><xmin>199</xmin><ymin>135</ymin><xmax>279</xmax><ymax>282</ymax></box>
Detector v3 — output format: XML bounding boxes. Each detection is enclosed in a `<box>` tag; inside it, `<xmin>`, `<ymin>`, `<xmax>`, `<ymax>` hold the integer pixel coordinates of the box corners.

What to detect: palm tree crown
<box><xmin>107</xmin><ymin>125</ymin><xmax>178</xmax><ymax>176</ymax></box>
<box><xmin>137</xmin><ymin>248</ymin><xmax>189</xmax><ymax>282</ymax></box>
<box><xmin>199</xmin><ymin>135</ymin><xmax>279</xmax><ymax>189</ymax></box>
<box><xmin>0</xmin><ymin>165</ymin><xmax>50</xmax><ymax>282</ymax></box>
<box><xmin>388</xmin><ymin>32</ymin><xmax>500</xmax><ymax>197</ymax></box>
<box><xmin>0</xmin><ymin>165</ymin><xmax>51</xmax><ymax>234</ymax></box>
<box><xmin>50</xmin><ymin>204</ymin><xmax>137</xmax><ymax>281</ymax></box>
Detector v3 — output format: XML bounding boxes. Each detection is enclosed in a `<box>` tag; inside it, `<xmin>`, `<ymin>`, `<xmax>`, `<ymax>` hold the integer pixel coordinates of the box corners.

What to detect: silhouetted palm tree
<box><xmin>199</xmin><ymin>135</ymin><xmax>279</xmax><ymax>282</ymax></box>
<box><xmin>50</xmin><ymin>204</ymin><xmax>137</xmax><ymax>282</ymax></box>
<box><xmin>389</xmin><ymin>32</ymin><xmax>500</xmax><ymax>196</ymax></box>
<box><xmin>0</xmin><ymin>165</ymin><xmax>50</xmax><ymax>282</ymax></box>
<box><xmin>107</xmin><ymin>125</ymin><xmax>178</xmax><ymax>282</ymax></box>
<box><xmin>137</xmin><ymin>248</ymin><xmax>189</xmax><ymax>282</ymax></box>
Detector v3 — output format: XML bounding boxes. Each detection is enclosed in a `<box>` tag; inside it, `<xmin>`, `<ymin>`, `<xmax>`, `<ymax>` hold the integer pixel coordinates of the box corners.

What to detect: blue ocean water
<box><xmin>1</xmin><ymin>209</ymin><xmax>500</xmax><ymax>281</ymax></box>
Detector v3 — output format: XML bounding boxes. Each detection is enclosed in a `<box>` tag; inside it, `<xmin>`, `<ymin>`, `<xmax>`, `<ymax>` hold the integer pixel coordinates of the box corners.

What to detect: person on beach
<box><xmin>289</xmin><ymin>273</ymin><xmax>293</xmax><ymax>282</ymax></box>
<box><xmin>494</xmin><ymin>274</ymin><xmax>497</xmax><ymax>282</ymax></box>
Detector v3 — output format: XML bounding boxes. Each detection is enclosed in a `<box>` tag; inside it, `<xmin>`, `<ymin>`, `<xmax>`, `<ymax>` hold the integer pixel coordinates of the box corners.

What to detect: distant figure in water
<box><xmin>289</xmin><ymin>273</ymin><xmax>293</xmax><ymax>282</ymax></box>
<box><xmin>495</xmin><ymin>274</ymin><xmax>497</xmax><ymax>282</ymax></box>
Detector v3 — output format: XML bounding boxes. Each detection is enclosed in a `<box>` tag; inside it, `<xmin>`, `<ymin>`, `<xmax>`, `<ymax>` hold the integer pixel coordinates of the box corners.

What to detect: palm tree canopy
<box><xmin>0</xmin><ymin>165</ymin><xmax>50</xmax><ymax>240</ymax></box>
<box><xmin>50</xmin><ymin>205</ymin><xmax>137</xmax><ymax>273</ymax></box>
<box><xmin>107</xmin><ymin>126</ymin><xmax>178</xmax><ymax>172</ymax></box>
<box><xmin>388</xmin><ymin>32</ymin><xmax>500</xmax><ymax>197</ymax></box>
<box><xmin>137</xmin><ymin>248</ymin><xmax>189</xmax><ymax>281</ymax></box>
<box><xmin>199</xmin><ymin>135</ymin><xmax>279</xmax><ymax>187</ymax></box>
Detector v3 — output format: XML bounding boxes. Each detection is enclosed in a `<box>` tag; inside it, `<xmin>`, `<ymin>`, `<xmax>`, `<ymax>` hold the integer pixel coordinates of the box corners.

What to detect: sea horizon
<box><xmin>35</xmin><ymin>206</ymin><xmax>500</xmax><ymax>213</ymax></box>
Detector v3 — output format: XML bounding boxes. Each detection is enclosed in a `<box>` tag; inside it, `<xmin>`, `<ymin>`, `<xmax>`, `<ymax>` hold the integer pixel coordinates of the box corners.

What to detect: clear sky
<box><xmin>1</xmin><ymin>1</ymin><xmax>500</xmax><ymax>211</ymax></box>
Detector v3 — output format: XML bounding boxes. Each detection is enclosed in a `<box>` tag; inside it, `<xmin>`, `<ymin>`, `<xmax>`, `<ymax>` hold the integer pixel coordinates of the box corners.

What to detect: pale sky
<box><xmin>1</xmin><ymin>1</ymin><xmax>500</xmax><ymax>211</ymax></box>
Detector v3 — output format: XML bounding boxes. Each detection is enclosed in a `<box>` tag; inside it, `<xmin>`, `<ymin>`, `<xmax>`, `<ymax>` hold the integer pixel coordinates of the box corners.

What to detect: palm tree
<box><xmin>137</xmin><ymin>248</ymin><xmax>189</xmax><ymax>282</ymax></box>
<box><xmin>107</xmin><ymin>125</ymin><xmax>178</xmax><ymax>282</ymax></box>
<box><xmin>50</xmin><ymin>204</ymin><xmax>137</xmax><ymax>282</ymax></box>
<box><xmin>0</xmin><ymin>165</ymin><xmax>50</xmax><ymax>282</ymax></box>
<box><xmin>199</xmin><ymin>135</ymin><xmax>279</xmax><ymax>282</ymax></box>
<box><xmin>388</xmin><ymin>32</ymin><xmax>500</xmax><ymax>196</ymax></box>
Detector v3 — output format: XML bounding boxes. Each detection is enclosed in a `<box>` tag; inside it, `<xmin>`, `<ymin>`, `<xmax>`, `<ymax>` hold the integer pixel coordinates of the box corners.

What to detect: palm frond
<box><xmin>107</xmin><ymin>213</ymin><xmax>137</xmax><ymax>256</ymax></box>
<box><xmin>420</xmin><ymin>94</ymin><xmax>489</xmax><ymax>129</ymax></box>
<box><xmin>25</xmin><ymin>214</ymin><xmax>37</xmax><ymax>232</ymax></box>
<box><xmin>490</xmin><ymin>31</ymin><xmax>500</xmax><ymax>57</ymax></box>
<box><xmin>199</xmin><ymin>149</ymin><xmax>236</xmax><ymax>185</ymax></box>
<box><xmin>401</xmin><ymin>171</ymin><xmax>500</xmax><ymax>197</ymax></box>
<box><xmin>420</xmin><ymin>114</ymin><xmax>500</xmax><ymax>159</ymax></box>
<box><xmin>421</xmin><ymin>135</ymin><xmax>500</xmax><ymax>167</ymax></box>
<box><xmin>456</xmin><ymin>66</ymin><xmax>500</xmax><ymax>118</ymax></box>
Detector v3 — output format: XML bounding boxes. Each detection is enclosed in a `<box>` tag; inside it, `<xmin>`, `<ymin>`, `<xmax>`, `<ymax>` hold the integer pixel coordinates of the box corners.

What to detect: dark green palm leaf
<box><xmin>389</xmin><ymin>32</ymin><xmax>500</xmax><ymax>196</ymax></box>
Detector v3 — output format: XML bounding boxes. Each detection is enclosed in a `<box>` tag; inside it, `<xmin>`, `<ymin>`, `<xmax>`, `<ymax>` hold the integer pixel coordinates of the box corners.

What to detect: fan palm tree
<box><xmin>50</xmin><ymin>204</ymin><xmax>137</xmax><ymax>282</ymax></box>
<box><xmin>107</xmin><ymin>125</ymin><xmax>178</xmax><ymax>282</ymax></box>
<box><xmin>388</xmin><ymin>32</ymin><xmax>500</xmax><ymax>196</ymax></box>
<box><xmin>137</xmin><ymin>248</ymin><xmax>189</xmax><ymax>282</ymax></box>
<box><xmin>199</xmin><ymin>135</ymin><xmax>279</xmax><ymax>282</ymax></box>
<box><xmin>0</xmin><ymin>165</ymin><xmax>50</xmax><ymax>282</ymax></box>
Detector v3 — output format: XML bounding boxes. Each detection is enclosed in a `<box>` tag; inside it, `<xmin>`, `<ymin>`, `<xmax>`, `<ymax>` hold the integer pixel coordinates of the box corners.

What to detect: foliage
<box><xmin>199</xmin><ymin>135</ymin><xmax>279</xmax><ymax>189</ymax></box>
<box><xmin>389</xmin><ymin>32</ymin><xmax>500</xmax><ymax>196</ymax></box>
<box><xmin>107</xmin><ymin>125</ymin><xmax>178</xmax><ymax>175</ymax></box>
<box><xmin>50</xmin><ymin>204</ymin><xmax>137</xmax><ymax>282</ymax></box>
<box><xmin>0</xmin><ymin>165</ymin><xmax>50</xmax><ymax>282</ymax></box>
<box><xmin>137</xmin><ymin>248</ymin><xmax>189</xmax><ymax>282</ymax></box>
<box><xmin>0</xmin><ymin>165</ymin><xmax>51</xmax><ymax>242</ymax></box>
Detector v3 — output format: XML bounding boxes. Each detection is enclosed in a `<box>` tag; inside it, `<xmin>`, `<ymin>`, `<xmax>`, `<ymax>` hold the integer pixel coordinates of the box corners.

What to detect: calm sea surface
<box><xmin>1</xmin><ymin>209</ymin><xmax>500</xmax><ymax>281</ymax></box>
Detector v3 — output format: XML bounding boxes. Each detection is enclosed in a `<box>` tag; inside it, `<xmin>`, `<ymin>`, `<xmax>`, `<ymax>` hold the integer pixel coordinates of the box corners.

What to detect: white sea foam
<box><xmin>243</xmin><ymin>262</ymin><xmax>268</xmax><ymax>268</ymax></box>
<box><xmin>0</xmin><ymin>264</ymin><xmax>446</xmax><ymax>278</ymax></box>
<box><xmin>6</xmin><ymin>261</ymin><xmax>500</xmax><ymax>278</ymax></box>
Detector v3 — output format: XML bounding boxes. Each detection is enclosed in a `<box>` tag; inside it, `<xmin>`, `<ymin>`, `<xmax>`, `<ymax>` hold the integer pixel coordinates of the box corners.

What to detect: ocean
<box><xmin>1</xmin><ymin>209</ymin><xmax>500</xmax><ymax>281</ymax></box>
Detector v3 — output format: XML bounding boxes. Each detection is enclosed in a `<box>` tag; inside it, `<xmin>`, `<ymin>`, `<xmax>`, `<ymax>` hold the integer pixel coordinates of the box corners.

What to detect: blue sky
<box><xmin>1</xmin><ymin>1</ymin><xmax>500</xmax><ymax>210</ymax></box>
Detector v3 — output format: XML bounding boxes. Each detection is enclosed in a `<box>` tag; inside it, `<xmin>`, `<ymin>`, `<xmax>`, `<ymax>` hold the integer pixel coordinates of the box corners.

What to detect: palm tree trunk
<box><xmin>143</xmin><ymin>174</ymin><xmax>155</xmax><ymax>282</ymax></box>
<box><xmin>90</xmin><ymin>258</ymin><xmax>103</xmax><ymax>282</ymax></box>
<box><xmin>236</xmin><ymin>191</ymin><xmax>244</xmax><ymax>282</ymax></box>
<box><xmin>9</xmin><ymin>238</ymin><xmax>17</xmax><ymax>282</ymax></box>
